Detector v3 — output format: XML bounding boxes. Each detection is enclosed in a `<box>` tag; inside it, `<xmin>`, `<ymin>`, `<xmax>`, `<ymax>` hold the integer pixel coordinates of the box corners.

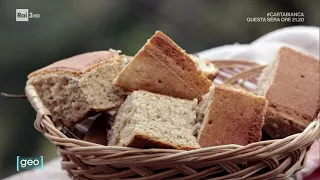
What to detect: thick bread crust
<box><xmin>263</xmin><ymin>115</ymin><xmax>305</xmax><ymax>139</ymax></box>
<box><xmin>127</xmin><ymin>54</ymin><xmax>219</xmax><ymax>80</ymax></box>
<box><xmin>113</xmin><ymin>31</ymin><xmax>212</xmax><ymax>100</ymax></box>
<box><xmin>258</xmin><ymin>47</ymin><xmax>320</xmax><ymax>138</ymax></box>
<box><xmin>128</xmin><ymin>133</ymin><xmax>198</xmax><ymax>150</ymax></box>
<box><xmin>262</xmin><ymin>107</ymin><xmax>306</xmax><ymax>139</ymax></box>
<box><xmin>265</xmin><ymin>47</ymin><xmax>320</xmax><ymax>122</ymax></box>
<box><xmin>28</xmin><ymin>51</ymin><xmax>121</xmax><ymax>78</ymax></box>
<box><xmin>198</xmin><ymin>85</ymin><xmax>267</xmax><ymax>147</ymax></box>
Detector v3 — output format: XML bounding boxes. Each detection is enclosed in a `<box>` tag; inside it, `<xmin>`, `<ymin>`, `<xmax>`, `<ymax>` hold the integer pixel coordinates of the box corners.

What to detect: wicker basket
<box><xmin>25</xmin><ymin>60</ymin><xmax>320</xmax><ymax>180</ymax></box>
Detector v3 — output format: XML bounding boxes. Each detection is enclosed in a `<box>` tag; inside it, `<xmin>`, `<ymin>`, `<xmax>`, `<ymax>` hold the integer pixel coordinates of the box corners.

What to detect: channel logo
<box><xmin>16</xmin><ymin>9</ymin><xmax>28</xmax><ymax>21</ymax></box>
<box><xmin>16</xmin><ymin>9</ymin><xmax>40</xmax><ymax>22</ymax></box>
<box><xmin>16</xmin><ymin>156</ymin><xmax>44</xmax><ymax>171</ymax></box>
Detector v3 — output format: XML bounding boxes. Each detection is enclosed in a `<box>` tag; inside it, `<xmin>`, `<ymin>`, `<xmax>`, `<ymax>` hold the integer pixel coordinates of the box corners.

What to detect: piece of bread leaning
<box><xmin>108</xmin><ymin>90</ymin><xmax>200</xmax><ymax>150</ymax></box>
<box><xmin>125</xmin><ymin>54</ymin><xmax>219</xmax><ymax>80</ymax></box>
<box><xmin>27</xmin><ymin>50</ymin><xmax>127</xmax><ymax>127</ymax></box>
<box><xmin>113</xmin><ymin>31</ymin><xmax>212</xmax><ymax>100</ymax></box>
<box><xmin>256</xmin><ymin>47</ymin><xmax>320</xmax><ymax>139</ymax></box>
<box><xmin>196</xmin><ymin>85</ymin><xmax>267</xmax><ymax>147</ymax></box>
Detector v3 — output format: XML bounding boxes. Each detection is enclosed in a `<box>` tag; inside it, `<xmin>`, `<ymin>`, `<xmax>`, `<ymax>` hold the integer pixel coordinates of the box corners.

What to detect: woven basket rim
<box><xmin>25</xmin><ymin>60</ymin><xmax>320</xmax><ymax>179</ymax></box>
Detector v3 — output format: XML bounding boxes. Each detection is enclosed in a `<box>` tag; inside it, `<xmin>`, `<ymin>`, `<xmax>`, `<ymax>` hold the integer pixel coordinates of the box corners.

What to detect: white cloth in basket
<box><xmin>198</xmin><ymin>26</ymin><xmax>319</xmax><ymax>64</ymax></box>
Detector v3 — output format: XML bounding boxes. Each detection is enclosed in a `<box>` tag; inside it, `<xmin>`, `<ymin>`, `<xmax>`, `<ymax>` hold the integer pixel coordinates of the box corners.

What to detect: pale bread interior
<box><xmin>194</xmin><ymin>85</ymin><xmax>215</xmax><ymax>137</ymax></box>
<box><xmin>256</xmin><ymin>58</ymin><xmax>279</xmax><ymax>96</ymax></box>
<box><xmin>108</xmin><ymin>91</ymin><xmax>200</xmax><ymax>149</ymax></box>
<box><xmin>28</xmin><ymin>55</ymin><xmax>126</xmax><ymax>126</ymax></box>
<box><xmin>80</xmin><ymin>58</ymin><xmax>126</xmax><ymax>109</ymax></box>
<box><xmin>189</xmin><ymin>55</ymin><xmax>218</xmax><ymax>80</ymax></box>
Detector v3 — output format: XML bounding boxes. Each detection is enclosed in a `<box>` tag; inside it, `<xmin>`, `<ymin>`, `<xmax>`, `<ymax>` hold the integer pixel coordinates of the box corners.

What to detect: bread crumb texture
<box><xmin>27</xmin><ymin>51</ymin><xmax>127</xmax><ymax>127</ymax></box>
<box><xmin>108</xmin><ymin>90</ymin><xmax>200</xmax><ymax>150</ymax></box>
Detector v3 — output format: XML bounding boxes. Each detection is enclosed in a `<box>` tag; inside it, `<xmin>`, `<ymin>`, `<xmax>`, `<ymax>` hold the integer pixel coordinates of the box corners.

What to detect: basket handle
<box><xmin>25</xmin><ymin>84</ymin><xmax>52</xmax><ymax>131</ymax></box>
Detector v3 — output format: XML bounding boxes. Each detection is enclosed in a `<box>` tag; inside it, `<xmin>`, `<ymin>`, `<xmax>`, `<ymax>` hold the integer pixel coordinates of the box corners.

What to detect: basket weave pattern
<box><xmin>25</xmin><ymin>61</ymin><xmax>320</xmax><ymax>180</ymax></box>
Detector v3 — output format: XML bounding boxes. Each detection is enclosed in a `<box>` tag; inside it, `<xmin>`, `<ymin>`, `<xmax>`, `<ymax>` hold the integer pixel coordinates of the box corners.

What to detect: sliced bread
<box><xmin>113</xmin><ymin>31</ymin><xmax>212</xmax><ymax>100</ymax></box>
<box><xmin>256</xmin><ymin>47</ymin><xmax>320</xmax><ymax>138</ymax></box>
<box><xmin>108</xmin><ymin>90</ymin><xmax>200</xmax><ymax>150</ymax></box>
<box><xmin>197</xmin><ymin>85</ymin><xmax>267</xmax><ymax>147</ymax></box>
<box><xmin>27</xmin><ymin>50</ymin><xmax>127</xmax><ymax>127</ymax></box>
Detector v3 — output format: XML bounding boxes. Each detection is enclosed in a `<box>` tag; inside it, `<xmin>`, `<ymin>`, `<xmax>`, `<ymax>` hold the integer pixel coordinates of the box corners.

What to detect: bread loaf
<box><xmin>256</xmin><ymin>47</ymin><xmax>320</xmax><ymax>138</ymax></box>
<box><xmin>113</xmin><ymin>31</ymin><xmax>212</xmax><ymax>100</ymax></box>
<box><xmin>108</xmin><ymin>90</ymin><xmax>200</xmax><ymax>150</ymax></box>
<box><xmin>197</xmin><ymin>85</ymin><xmax>267</xmax><ymax>147</ymax></box>
<box><xmin>27</xmin><ymin>50</ymin><xmax>127</xmax><ymax>127</ymax></box>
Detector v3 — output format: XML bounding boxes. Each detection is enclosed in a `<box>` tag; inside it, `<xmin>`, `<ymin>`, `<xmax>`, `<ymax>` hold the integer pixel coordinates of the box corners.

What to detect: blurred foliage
<box><xmin>0</xmin><ymin>0</ymin><xmax>319</xmax><ymax>178</ymax></box>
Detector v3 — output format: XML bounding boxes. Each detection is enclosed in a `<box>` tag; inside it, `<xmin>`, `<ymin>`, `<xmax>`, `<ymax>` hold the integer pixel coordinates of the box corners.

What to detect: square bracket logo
<box><xmin>17</xmin><ymin>156</ymin><xmax>44</xmax><ymax>171</ymax></box>
<box><xmin>16</xmin><ymin>9</ymin><xmax>29</xmax><ymax>21</ymax></box>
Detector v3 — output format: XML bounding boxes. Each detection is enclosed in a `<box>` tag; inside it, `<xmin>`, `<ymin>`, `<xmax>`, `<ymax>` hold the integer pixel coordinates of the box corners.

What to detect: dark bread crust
<box><xmin>128</xmin><ymin>133</ymin><xmax>198</xmax><ymax>150</ymax></box>
<box><xmin>28</xmin><ymin>51</ymin><xmax>120</xmax><ymax>78</ymax></box>
<box><xmin>28</xmin><ymin>50</ymin><xmax>126</xmax><ymax>127</ymax></box>
<box><xmin>262</xmin><ymin>108</ymin><xmax>306</xmax><ymax>139</ymax></box>
<box><xmin>198</xmin><ymin>85</ymin><xmax>267</xmax><ymax>147</ymax></box>
<box><xmin>258</xmin><ymin>47</ymin><xmax>320</xmax><ymax>138</ymax></box>
<box><xmin>113</xmin><ymin>31</ymin><xmax>212</xmax><ymax>100</ymax></box>
<box><xmin>265</xmin><ymin>47</ymin><xmax>320</xmax><ymax>123</ymax></box>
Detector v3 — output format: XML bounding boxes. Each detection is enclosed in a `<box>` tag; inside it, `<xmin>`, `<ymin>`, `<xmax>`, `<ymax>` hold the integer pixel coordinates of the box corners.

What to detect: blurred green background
<box><xmin>0</xmin><ymin>0</ymin><xmax>319</xmax><ymax>178</ymax></box>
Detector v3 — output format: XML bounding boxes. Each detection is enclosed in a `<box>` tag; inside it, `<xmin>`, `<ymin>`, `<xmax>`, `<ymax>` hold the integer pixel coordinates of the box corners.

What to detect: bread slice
<box><xmin>125</xmin><ymin>54</ymin><xmax>218</xmax><ymax>80</ymax></box>
<box><xmin>107</xmin><ymin>90</ymin><xmax>200</xmax><ymax>150</ymax></box>
<box><xmin>27</xmin><ymin>50</ymin><xmax>127</xmax><ymax>127</ymax></box>
<box><xmin>113</xmin><ymin>31</ymin><xmax>212</xmax><ymax>100</ymax></box>
<box><xmin>256</xmin><ymin>47</ymin><xmax>320</xmax><ymax>138</ymax></box>
<box><xmin>197</xmin><ymin>85</ymin><xmax>267</xmax><ymax>147</ymax></box>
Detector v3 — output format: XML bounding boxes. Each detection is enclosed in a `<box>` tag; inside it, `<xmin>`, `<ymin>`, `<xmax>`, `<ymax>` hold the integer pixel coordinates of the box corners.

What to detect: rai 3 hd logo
<box><xmin>16</xmin><ymin>9</ymin><xmax>40</xmax><ymax>21</ymax></box>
